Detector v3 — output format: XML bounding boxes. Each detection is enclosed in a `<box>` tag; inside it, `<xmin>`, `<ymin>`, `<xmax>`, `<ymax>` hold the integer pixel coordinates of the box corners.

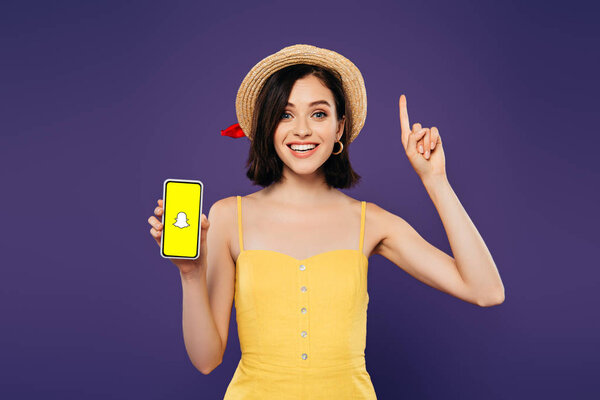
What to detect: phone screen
<box><xmin>161</xmin><ymin>179</ymin><xmax>203</xmax><ymax>259</ymax></box>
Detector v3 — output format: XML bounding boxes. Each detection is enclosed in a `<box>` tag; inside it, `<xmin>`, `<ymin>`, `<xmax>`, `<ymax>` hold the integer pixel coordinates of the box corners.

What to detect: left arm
<box><xmin>381</xmin><ymin>95</ymin><xmax>505</xmax><ymax>307</ymax></box>
<box><xmin>421</xmin><ymin>174</ymin><xmax>504</xmax><ymax>306</ymax></box>
<box><xmin>371</xmin><ymin>191</ymin><xmax>504</xmax><ymax>307</ymax></box>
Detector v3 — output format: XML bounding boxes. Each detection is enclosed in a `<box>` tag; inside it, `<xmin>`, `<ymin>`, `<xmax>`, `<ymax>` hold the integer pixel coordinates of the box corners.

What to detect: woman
<box><xmin>147</xmin><ymin>44</ymin><xmax>505</xmax><ymax>399</ymax></box>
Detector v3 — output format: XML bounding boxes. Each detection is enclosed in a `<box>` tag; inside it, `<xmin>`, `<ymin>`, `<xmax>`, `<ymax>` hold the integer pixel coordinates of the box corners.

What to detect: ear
<box><xmin>336</xmin><ymin>116</ymin><xmax>346</xmax><ymax>141</ymax></box>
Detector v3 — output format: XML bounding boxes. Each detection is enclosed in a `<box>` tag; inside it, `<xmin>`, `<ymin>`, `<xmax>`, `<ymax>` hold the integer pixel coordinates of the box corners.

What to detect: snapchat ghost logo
<box><xmin>173</xmin><ymin>211</ymin><xmax>190</xmax><ymax>228</ymax></box>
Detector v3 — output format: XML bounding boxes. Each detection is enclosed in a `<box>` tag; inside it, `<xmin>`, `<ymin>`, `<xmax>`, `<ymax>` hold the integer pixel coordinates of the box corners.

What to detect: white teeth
<box><xmin>290</xmin><ymin>144</ymin><xmax>317</xmax><ymax>150</ymax></box>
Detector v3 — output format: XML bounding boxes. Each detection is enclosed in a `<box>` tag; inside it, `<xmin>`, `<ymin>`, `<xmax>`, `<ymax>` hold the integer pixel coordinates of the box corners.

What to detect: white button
<box><xmin>301</xmin><ymin>307</ymin><xmax>307</xmax><ymax>314</ymax></box>
<box><xmin>301</xmin><ymin>330</ymin><xmax>307</xmax><ymax>338</ymax></box>
<box><xmin>301</xmin><ymin>353</ymin><xmax>308</xmax><ymax>360</ymax></box>
<box><xmin>300</xmin><ymin>286</ymin><xmax>307</xmax><ymax>292</ymax></box>
<box><xmin>299</xmin><ymin>264</ymin><xmax>306</xmax><ymax>271</ymax></box>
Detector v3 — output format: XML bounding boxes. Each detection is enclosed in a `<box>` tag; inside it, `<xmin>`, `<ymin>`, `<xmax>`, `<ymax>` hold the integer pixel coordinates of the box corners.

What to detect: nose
<box><xmin>294</xmin><ymin>117</ymin><xmax>312</xmax><ymax>137</ymax></box>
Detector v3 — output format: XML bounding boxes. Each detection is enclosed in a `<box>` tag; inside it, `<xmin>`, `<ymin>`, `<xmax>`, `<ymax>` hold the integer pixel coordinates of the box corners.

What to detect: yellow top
<box><xmin>223</xmin><ymin>196</ymin><xmax>377</xmax><ymax>399</ymax></box>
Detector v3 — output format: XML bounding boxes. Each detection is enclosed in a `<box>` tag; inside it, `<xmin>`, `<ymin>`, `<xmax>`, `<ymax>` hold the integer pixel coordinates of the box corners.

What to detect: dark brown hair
<box><xmin>244</xmin><ymin>64</ymin><xmax>362</xmax><ymax>188</ymax></box>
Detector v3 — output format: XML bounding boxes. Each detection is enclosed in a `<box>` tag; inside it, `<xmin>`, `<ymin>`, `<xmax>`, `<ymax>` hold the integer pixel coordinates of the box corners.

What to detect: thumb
<box><xmin>200</xmin><ymin>214</ymin><xmax>210</xmax><ymax>231</ymax></box>
<box><xmin>199</xmin><ymin>214</ymin><xmax>210</xmax><ymax>264</ymax></box>
<box><xmin>407</xmin><ymin>128</ymin><xmax>428</xmax><ymax>154</ymax></box>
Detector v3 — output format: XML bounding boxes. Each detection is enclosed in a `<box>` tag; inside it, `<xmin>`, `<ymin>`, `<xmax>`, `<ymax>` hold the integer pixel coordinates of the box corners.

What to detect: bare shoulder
<box><xmin>208</xmin><ymin>195</ymin><xmax>237</xmax><ymax>222</ymax></box>
<box><xmin>207</xmin><ymin>195</ymin><xmax>239</xmax><ymax>262</ymax></box>
<box><xmin>364</xmin><ymin>200</ymin><xmax>401</xmax><ymax>222</ymax></box>
<box><xmin>364</xmin><ymin>200</ymin><xmax>409</xmax><ymax>257</ymax></box>
<box><xmin>365</xmin><ymin>200</ymin><xmax>409</xmax><ymax>226</ymax></box>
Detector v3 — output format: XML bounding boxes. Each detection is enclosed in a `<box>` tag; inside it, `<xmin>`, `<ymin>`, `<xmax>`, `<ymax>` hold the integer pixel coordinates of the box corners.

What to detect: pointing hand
<box><xmin>399</xmin><ymin>94</ymin><xmax>447</xmax><ymax>181</ymax></box>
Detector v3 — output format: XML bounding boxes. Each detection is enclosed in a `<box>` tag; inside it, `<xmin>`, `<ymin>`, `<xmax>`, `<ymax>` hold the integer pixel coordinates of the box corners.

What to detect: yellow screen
<box><xmin>162</xmin><ymin>181</ymin><xmax>202</xmax><ymax>258</ymax></box>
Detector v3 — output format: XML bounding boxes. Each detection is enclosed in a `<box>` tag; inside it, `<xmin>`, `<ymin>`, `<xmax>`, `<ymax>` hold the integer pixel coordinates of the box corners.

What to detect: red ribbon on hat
<box><xmin>221</xmin><ymin>123</ymin><xmax>245</xmax><ymax>138</ymax></box>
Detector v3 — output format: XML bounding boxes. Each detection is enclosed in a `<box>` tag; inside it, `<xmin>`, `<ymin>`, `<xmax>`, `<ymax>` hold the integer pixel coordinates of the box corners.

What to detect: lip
<box><xmin>287</xmin><ymin>143</ymin><xmax>319</xmax><ymax>158</ymax></box>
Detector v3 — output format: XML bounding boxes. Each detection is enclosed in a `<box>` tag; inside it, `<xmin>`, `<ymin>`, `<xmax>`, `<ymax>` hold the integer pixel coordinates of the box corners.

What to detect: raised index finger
<box><xmin>399</xmin><ymin>94</ymin><xmax>411</xmax><ymax>143</ymax></box>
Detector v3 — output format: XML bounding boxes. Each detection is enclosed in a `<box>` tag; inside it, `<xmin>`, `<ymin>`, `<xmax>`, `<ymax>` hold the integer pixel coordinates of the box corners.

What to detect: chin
<box><xmin>288</xmin><ymin>165</ymin><xmax>321</xmax><ymax>175</ymax></box>
<box><xmin>283</xmin><ymin>161</ymin><xmax>323</xmax><ymax>176</ymax></box>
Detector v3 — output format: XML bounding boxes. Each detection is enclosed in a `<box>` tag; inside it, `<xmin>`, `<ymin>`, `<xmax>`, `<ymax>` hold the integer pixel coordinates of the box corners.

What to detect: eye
<box><xmin>281</xmin><ymin>111</ymin><xmax>327</xmax><ymax>119</ymax></box>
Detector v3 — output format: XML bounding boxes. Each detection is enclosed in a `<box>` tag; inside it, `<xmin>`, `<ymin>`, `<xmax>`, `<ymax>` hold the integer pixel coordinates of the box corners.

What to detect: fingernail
<box><xmin>430</xmin><ymin>141</ymin><xmax>435</xmax><ymax>149</ymax></box>
<box><xmin>419</xmin><ymin>145</ymin><xmax>423</xmax><ymax>153</ymax></box>
<box><xmin>425</xmin><ymin>150</ymin><xmax>430</xmax><ymax>158</ymax></box>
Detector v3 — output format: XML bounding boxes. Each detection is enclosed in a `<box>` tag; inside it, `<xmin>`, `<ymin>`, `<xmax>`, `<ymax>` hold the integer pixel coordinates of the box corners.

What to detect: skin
<box><xmin>147</xmin><ymin>77</ymin><xmax>505</xmax><ymax>374</ymax></box>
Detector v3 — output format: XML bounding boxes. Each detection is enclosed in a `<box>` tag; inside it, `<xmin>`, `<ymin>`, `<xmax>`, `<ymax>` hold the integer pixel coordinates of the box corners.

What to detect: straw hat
<box><xmin>226</xmin><ymin>44</ymin><xmax>367</xmax><ymax>143</ymax></box>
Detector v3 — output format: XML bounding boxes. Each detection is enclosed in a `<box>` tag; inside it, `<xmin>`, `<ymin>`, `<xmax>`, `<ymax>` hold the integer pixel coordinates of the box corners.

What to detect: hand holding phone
<box><xmin>148</xmin><ymin>179</ymin><xmax>209</xmax><ymax>277</ymax></box>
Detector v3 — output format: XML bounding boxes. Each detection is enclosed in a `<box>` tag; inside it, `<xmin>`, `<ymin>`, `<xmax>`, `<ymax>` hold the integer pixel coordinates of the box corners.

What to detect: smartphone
<box><xmin>160</xmin><ymin>178</ymin><xmax>204</xmax><ymax>260</ymax></box>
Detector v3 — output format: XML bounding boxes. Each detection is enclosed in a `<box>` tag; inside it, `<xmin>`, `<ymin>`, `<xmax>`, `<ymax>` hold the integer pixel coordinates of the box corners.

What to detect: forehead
<box><xmin>287</xmin><ymin>75</ymin><xmax>334</xmax><ymax>104</ymax></box>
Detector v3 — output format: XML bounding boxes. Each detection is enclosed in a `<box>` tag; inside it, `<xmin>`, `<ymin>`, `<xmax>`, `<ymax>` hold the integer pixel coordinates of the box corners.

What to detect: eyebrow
<box><xmin>286</xmin><ymin>100</ymin><xmax>331</xmax><ymax>108</ymax></box>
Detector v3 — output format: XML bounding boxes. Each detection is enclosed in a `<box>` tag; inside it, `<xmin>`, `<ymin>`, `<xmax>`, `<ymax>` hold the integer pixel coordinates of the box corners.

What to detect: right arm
<box><xmin>149</xmin><ymin>197</ymin><xmax>236</xmax><ymax>374</ymax></box>
<box><xmin>181</xmin><ymin>197</ymin><xmax>236</xmax><ymax>374</ymax></box>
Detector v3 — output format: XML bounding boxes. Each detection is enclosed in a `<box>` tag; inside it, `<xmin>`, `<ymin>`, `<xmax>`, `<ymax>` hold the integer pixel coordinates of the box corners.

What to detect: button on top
<box><xmin>299</xmin><ymin>264</ymin><xmax>306</xmax><ymax>271</ymax></box>
<box><xmin>301</xmin><ymin>353</ymin><xmax>308</xmax><ymax>360</ymax></box>
<box><xmin>301</xmin><ymin>330</ymin><xmax>307</xmax><ymax>338</ymax></box>
<box><xmin>300</xmin><ymin>286</ymin><xmax>307</xmax><ymax>292</ymax></box>
<box><xmin>301</xmin><ymin>307</ymin><xmax>307</xmax><ymax>314</ymax></box>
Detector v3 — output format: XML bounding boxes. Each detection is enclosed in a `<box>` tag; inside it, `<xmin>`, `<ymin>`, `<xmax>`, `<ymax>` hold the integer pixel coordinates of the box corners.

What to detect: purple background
<box><xmin>1</xmin><ymin>1</ymin><xmax>598</xmax><ymax>399</ymax></box>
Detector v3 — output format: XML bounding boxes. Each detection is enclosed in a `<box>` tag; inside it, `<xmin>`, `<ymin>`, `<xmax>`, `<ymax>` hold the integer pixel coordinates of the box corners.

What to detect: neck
<box><xmin>262</xmin><ymin>166</ymin><xmax>339</xmax><ymax>206</ymax></box>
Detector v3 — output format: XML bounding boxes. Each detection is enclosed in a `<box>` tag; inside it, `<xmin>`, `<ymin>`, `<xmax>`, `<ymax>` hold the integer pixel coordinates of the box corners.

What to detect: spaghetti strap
<box><xmin>359</xmin><ymin>201</ymin><xmax>366</xmax><ymax>253</ymax></box>
<box><xmin>237</xmin><ymin>195</ymin><xmax>244</xmax><ymax>252</ymax></box>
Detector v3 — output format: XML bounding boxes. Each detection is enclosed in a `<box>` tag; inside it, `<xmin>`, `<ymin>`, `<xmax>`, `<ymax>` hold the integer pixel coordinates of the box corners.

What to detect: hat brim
<box><xmin>235</xmin><ymin>44</ymin><xmax>367</xmax><ymax>143</ymax></box>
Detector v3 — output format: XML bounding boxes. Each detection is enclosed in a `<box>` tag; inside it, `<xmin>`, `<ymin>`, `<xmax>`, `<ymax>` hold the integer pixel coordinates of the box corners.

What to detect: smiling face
<box><xmin>273</xmin><ymin>74</ymin><xmax>346</xmax><ymax>177</ymax></box>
